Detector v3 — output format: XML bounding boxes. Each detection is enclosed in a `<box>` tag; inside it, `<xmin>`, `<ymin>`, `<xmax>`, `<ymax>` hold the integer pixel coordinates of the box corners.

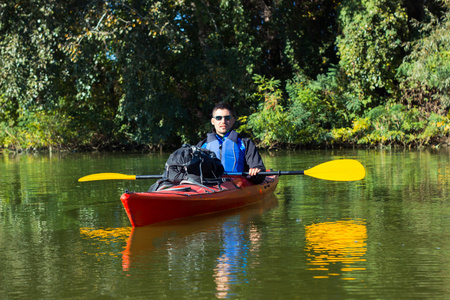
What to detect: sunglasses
<box><xmin>213</xmin><ymin>115</ymin><xmax>232</xmax><ymax>121</ymax></box>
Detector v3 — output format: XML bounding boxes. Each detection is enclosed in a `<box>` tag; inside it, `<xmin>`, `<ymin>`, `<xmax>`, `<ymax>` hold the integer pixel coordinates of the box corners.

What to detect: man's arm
<box><xmin>243</xmin><ymin>138</ymin><xmax>265</xmax><ymax>170</ymax></box>
<box><xmin>242</xmin><ymin>138</ymin><xmax>266</xmax><ymax>183</ymax></box>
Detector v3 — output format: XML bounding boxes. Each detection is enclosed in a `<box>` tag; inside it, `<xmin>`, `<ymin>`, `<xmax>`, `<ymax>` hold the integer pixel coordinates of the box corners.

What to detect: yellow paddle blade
<box><xmin>78</xmin><ymin>173</ymin><xmax>137</xmax><ymax>182</ymax></box>
<box><xmin>304</xmin><ymin>159</ymin><xmax>365</xmax><ymax>181</ymax></box>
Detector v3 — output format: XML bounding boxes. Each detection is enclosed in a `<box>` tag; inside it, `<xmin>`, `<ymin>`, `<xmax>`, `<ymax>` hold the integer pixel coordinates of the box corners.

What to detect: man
<box><xmin>197</xmin><ymin>102</ymin><xmax>266</xmax><ymax>183</ymax></box>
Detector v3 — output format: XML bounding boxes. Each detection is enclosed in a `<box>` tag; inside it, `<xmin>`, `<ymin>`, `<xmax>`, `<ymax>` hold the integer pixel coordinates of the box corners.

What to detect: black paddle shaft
<box><xmin>227</xmin><ymin>170</ymin><xmax>305</xmax><ymax>176</ymax></box>
<box><xmin>136</xmin><ymin>175</ymin><xmax>165</xmax><ymax>179</ymax></box>
<box><xmin>135</xmin><ymin>170</ymin><xmax>305</xmax><ymax>179</ymax></box>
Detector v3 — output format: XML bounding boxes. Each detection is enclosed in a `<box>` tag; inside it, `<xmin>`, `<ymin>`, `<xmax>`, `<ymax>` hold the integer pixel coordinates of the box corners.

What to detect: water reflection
<box><xmin>79</xmin><ymin>194</ymin><xmax>277</xmax><ymax>281</ymax></box>
<box><xmin>122</xmin><ymin>195</ymin><xmax>277</xmax><ymax>264</ymax></box>
<box><xmin>4</xmin><ymin>150</ymin><xmax>450</xmax><ymax>299</ymax></box>
<box><xmin>119</xmin><ymin>195</ymin><xmax>277</xmax><ymax>298</ymax></box>
<box><xmin>214</xmin><ymin>216</ymin><xmax>265</xmax><ymax>298</ymax></box>
<box><xmin>80</xmin><ymin>227</ymin><xmax>131</xmax><ymax>258</ymax></box>
<box><xmin>305</xmin><ymin>219</ymin><xmax>367</xmax><ymax>279</ymax></box>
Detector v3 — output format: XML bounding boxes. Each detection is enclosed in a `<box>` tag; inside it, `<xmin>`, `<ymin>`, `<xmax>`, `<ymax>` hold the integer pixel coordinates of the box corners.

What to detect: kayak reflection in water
<box><xmin>197</xmin><ymin>102</ymin><xmax>266</xmax><ymax>184</ymax></box>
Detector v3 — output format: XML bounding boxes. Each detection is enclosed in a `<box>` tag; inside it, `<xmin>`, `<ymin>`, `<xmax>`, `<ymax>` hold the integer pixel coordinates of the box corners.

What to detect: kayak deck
<box><xmin>120</xmin><ymin>175</ymin><xmax>279</xmax><ymax>227</ymax></box>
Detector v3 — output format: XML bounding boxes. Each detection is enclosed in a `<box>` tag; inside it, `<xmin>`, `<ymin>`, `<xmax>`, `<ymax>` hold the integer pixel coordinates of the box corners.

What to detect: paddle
<box><xmin>78</xmin><ymin>159</ymin><xmax>365</xmax><ymax>182</ymax></box>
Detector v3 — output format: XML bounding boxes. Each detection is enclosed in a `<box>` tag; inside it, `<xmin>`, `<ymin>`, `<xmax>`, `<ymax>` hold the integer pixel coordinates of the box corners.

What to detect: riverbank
<box><xmin>2</xmin><ymin>138</ymin><xmax>449</xmax><ymax>154</ymax></box>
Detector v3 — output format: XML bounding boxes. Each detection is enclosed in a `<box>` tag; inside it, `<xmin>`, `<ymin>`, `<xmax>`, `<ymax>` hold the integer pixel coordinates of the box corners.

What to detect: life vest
<box><xmin>205</xmin><ymin>131</ymin><xmax>246</xmax><ymax>173</ymax></box>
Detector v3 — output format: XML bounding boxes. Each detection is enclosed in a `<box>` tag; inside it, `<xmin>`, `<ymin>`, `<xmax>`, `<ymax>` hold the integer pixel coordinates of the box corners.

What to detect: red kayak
<box><xmin>120</xmin><ymin>175</ymin><xmax>279</xmax><ymax>227</ymax></box>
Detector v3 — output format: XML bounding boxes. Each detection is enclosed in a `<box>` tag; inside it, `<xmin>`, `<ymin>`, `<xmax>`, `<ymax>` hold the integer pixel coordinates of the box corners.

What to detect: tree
<box><xmin>336</xmin><ymin>0</ymin><xmax>408</xmax><ymax>114</ymax></box>
<box><xmin>398</xmin><ymin>1</ymin><xmax>450</xmax><ymax>116</ymax></box>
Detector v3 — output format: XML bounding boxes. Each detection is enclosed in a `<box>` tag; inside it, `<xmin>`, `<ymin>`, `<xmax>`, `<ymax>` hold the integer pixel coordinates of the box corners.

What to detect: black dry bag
<box><xmin>149</xmin><ymin>144</ymin><xmax>224</xmax><ymax>191</ymax></box>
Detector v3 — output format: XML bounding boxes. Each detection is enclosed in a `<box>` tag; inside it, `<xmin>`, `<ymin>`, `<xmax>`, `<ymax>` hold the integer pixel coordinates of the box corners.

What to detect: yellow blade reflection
<box><xmin>305</xmin><ymin>219</ymin><xmax>367</xmax><ymax>279</ymax></box>
<box><xmin>80</xmin><ymin>227</ymin><xmax>132</xmax><ymax>258</ymax></box>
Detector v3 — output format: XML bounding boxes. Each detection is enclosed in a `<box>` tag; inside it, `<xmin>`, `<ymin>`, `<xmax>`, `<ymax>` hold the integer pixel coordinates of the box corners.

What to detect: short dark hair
<box><xmin>212</xmin><ymin>102</ymin><xmax>236</xmax><ymax>117</ymax></box>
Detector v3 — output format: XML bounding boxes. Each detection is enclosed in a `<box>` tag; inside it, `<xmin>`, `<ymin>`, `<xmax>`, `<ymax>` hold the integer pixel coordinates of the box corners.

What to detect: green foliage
<box><xmin>239</xmin><ymin>75</ymin><xmax>293</xmax><ymax>148</ymax></box>
<box><xmin>336</xmin><ymin>0</ymin><xmax>408</xmax><ymax>110</ymax></box>
<box><xmin>0</xmin><ymin>109</ymin><xmax>68</xmax><ymax>151</ymax></box>
<box><xmin>332</xmin><ymin>103</ymin><xmax>450</xmax><ymax>147</ymax></box>
<box><xmin>0</xmin><ymin>0</ymin><xmax>63</xmax><ymax>109</ymax></box>
<box><xmin>261</xmin><ymin>0</ymin><xmax>341</xmax><ymax>79</ymax></box>
<box><xmin>285</xmin><ymin>73</ymin><xmax>346</xmax><ymax>145</ymax></box>
<box><xmin>398</xmin><ymin>2</ymin><xmax>450</xmax><ymax>112</ymax></box>
<box><xmin>0</xmin><ymin>0</ymin><xmax>450</xmax><ymax>150</ymax></box>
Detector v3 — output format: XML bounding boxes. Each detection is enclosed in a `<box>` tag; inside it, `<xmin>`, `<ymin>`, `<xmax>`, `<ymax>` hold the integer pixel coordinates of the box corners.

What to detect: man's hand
<box><xmin>248</xmin><ymin>168</ymin><xmax>262</xmax><ymax>177</ymax></box>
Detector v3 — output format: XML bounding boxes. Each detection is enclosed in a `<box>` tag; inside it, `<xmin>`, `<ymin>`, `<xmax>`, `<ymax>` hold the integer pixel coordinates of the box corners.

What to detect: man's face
<box><xmin>211</xmin><ymin>108</ymin><xmax>235</xmax><ymax>136</ymax></box>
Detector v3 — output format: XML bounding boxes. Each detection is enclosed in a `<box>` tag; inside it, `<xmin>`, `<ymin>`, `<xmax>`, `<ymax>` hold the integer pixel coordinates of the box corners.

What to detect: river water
<box><xmin>0</xmin><ymin>148</ymin><xmax>449</xmax><ymax>299</ymax></box>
